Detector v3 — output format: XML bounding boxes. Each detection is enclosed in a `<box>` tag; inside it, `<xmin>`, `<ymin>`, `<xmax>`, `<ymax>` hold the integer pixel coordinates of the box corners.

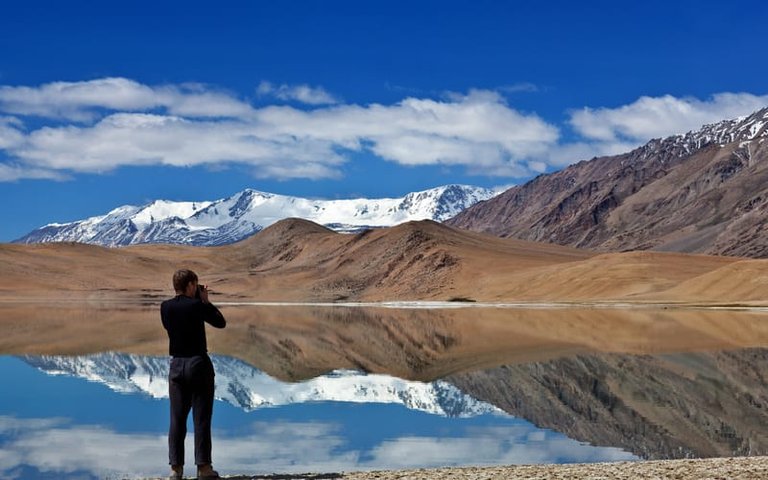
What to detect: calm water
<box><xmin>0</xmin><ymin>354</ymin><xmax>633</xmax><ymax>479</ymax></box>
<box><xmin>4</xmin><ymin>303</ymin><xmax>768</xmax><ymax>479</ymax></box>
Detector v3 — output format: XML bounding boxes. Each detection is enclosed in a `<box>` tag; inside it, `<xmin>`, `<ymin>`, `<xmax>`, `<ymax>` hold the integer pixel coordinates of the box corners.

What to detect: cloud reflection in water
<box><xmin>0</xmin><ymin>415</ymin><xmax>635</xmax><ymax>479</ymax></box>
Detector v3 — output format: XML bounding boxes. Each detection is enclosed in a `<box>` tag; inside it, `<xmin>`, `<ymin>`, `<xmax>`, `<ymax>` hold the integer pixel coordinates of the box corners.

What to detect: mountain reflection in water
<box><xmin>21</xmin><ymin>353</ymin><xmax>499</xmax><ymax>417</ymax></box>
<box><xmin>448</xmin><ymin>348</ymin><xmax>768</xmax><ymax>460</ymax></box>
<box><xmin>1</xmin><ymin>355</ymin><xmax>633</xmax><ymax>480</ymax></box>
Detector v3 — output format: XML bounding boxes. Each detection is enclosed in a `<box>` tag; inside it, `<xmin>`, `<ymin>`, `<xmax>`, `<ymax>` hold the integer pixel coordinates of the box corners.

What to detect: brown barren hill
<box><xmin>0</xmin><ymin>217</ymin><xmax>764</xmax><ymax>305</ymax></box>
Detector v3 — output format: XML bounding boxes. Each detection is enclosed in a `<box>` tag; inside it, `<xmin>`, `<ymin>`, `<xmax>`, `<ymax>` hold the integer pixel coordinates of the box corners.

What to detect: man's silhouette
<box><xmin>161</xmin><ymin>269</ymin><xmax>226</xmax><ymax>480</ymax></box>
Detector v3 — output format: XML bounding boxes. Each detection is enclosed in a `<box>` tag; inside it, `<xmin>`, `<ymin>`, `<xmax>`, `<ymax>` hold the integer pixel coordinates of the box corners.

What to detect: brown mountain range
<box><xmin>448</xmin><ymin>107</ymin><xmax>768</xmax><ymax>257</ymax></box>
<box><xmin>1</xmin><ymin>217</ymin><xmax>767</xmax><ymax>305</ymax></box>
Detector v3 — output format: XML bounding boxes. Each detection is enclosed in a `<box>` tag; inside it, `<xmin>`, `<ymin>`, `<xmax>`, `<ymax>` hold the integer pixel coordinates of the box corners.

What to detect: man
<box><xmin>161</xmin><ymin>269</ymin><xmax>227</xmax><ymax>480</ymax></box>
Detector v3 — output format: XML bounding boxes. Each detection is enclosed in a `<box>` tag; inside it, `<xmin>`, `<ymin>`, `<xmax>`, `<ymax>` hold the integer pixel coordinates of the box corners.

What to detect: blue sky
<box><xmin>1</xmin><ymin>0</ymin><xmax>767</xmax><ymax>241</ymax></box>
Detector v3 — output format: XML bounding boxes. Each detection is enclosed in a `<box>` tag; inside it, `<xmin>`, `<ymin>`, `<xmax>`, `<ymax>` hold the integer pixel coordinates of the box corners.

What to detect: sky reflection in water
<box><xmin>0</xmin><ymin>355</ymin><xmax>635</xmax><ymax>479</ymax></box>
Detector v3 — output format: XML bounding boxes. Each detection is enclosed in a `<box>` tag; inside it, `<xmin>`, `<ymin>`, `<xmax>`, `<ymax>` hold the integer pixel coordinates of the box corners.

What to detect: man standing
<box><xmin>161</xmin><ymin>269</ymin><xmax>226</xmax><ymax>480</ymax></box>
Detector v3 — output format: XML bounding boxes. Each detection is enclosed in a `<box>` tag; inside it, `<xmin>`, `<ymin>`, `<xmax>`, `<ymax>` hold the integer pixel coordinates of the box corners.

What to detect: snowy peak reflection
<box><xmin>20</xmin><ymin>353</ymin><xmax>499</xmax><ymax>417</ymax></box>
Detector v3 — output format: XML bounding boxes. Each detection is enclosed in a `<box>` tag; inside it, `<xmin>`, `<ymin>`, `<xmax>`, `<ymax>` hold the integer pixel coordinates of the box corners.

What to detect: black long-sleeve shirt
<box><xmin>161</xmin><ymin>295</ymin><xmax>226</xmax><ymax>357</ymax></box>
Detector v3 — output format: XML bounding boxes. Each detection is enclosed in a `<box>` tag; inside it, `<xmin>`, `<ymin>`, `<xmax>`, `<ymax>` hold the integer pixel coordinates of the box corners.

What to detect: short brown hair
<box><xmin>173</xmin><ymin>269</ymin><xmax>198</xmax><ymax>293</ymax></box>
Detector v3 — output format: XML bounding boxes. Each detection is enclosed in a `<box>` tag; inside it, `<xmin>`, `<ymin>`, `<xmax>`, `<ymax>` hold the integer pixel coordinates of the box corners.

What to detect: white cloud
<box><xmin>254</xmin><ymin>89</ymin><xmax>557</xmax><ymax>170</ymax></box>
<box><xmin>0</xmin><ymin>163</ymin><xmax>67</xmax><ymax>182</ymax></box>
<box><xmin>0</xmin><ymin>77</ymin><xmax>254</xmax><ymax>121</ymax></box>
<box><xmin>0</xmin><ymin>79</ymin><xmax>560</xmax><ymax>181</ymax></box>
<box><xmin>257</xmin><ymin>81</ymin><xmax>339</xmax><ymax>105</ymax></box>
<box><xmin>15</xmin><ymin>113</ymin><xmax>346</xmax><ymax>179</ymax></box>
<box><xmin>569</xmin><ymin>92</ymin><xmax>768</xmax><ymax>143</ymax></box>
<box><xmin>550</xmin><ymin>92</ymin><xmax>768</xmax><ymax>166</ymax></box>
<box><xmin>0</xmin><ymin>116</ymin><xmax>25</xmax><ymax>149</ymax></box>
<box><xmin>0</xmin><ymin>118</ymin><xmax>69</xmax><ymax>180</ymax></box>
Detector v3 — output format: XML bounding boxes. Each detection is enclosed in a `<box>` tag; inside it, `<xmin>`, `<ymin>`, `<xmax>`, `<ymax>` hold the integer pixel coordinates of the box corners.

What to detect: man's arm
<box><xmin>198</xmin><ymin>284</ymin><xmax>226</xmax><ymax>328</ymax></box>
<box><xmin>201</xmin><ymin>302</ymin><xmax>226</xmax><ymax>328</ymax></box>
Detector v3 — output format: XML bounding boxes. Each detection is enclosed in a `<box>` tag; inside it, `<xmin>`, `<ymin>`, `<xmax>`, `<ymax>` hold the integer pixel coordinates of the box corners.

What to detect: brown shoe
<box><xmin>169</xmin><ymin>465</ymin><xmax>183</xmax><ymax>480</ymax></box>
<box><xmin>197</xmin><ymin>465</ymin><xmax>220</xmax><ymax>480</ymax></box>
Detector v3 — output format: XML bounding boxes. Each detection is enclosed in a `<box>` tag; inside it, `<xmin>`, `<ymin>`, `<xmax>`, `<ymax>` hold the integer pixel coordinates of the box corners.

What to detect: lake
<box><xmin>2</xmin><ymin>303</ymin><xmax>768</xmax><ymax>479</ymax></box>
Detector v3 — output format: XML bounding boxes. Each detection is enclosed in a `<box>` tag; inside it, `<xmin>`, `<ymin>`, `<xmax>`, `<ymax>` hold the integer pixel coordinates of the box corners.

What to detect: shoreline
<box><xmin>3</xmin><ymin>297</ymin><xmax>768</xmax><ymax>312</ymax></box>
<box><xmin>216</xmin><ymin>300</ymin><xmax>768</xmax><ymax>312</ymax></box>
<box><xmin>194</xmin><ymin>456</ymin><xmax>768</xmax><ymax>480</ymax></box>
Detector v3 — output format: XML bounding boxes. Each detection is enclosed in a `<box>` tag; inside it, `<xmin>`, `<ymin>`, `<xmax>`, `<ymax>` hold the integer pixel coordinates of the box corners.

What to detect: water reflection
<box><xmin>0</xmin><ymin>355</ymin><xmax>634</xmax><ymax>479</ymax></box>
<box><xmin>448</xmin><ymin>348</ymin><xmax>768</xmax><ymax>460</ymax></box>
<box><xmin>4</xmin><ymin>303</ymin><xmax>768</xmax><ymax>476</ymax></box>
<box><xmin>5</xmin><ymin>303</ymin><xmax>768</xmax><ymax>381</ymax></box>
<box><xmin>22</xmin><ymin>353</ymin><xmax>498</xmax><ymax>416</ymax></box>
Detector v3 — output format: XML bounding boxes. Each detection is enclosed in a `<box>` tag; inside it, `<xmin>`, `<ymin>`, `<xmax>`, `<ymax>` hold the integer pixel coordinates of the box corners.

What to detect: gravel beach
<box><xmin>203</xmin><ymin>456</ymin><xmax>768</xmax><ymax>480</ymax></box>
<box><xmin>342</xmin><ymin>457</ymin><xmax>768</xmax><ymax>479</ymax></box>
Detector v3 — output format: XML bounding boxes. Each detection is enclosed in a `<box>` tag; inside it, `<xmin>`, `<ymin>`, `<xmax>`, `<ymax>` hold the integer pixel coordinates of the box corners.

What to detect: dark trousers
<box><xmin>168</xmin><ymin>355</ymin><xmax>215</xmax><ymax>466</ymax></box>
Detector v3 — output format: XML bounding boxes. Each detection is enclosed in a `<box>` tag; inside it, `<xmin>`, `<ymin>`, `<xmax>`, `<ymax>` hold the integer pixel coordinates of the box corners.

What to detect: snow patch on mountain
<box><xmin>20</xmin><ymin>353</ymin><xmax>501</xmax><ymax>418</ymax></box>
<box><xmin>15</xmin><ymin>184</ymin><xmax>500</xmax><ymax>246</ymax></box>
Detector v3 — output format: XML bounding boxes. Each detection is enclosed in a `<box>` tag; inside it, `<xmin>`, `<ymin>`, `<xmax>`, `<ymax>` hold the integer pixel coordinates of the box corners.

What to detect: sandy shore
<box><xmin>209</xmin><ymin>456</ymin><xmax>768</xmax><ymax>479</ymax></box>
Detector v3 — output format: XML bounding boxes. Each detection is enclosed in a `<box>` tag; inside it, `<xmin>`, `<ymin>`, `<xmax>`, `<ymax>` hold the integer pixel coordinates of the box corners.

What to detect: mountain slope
<box><xmin>220</xmin><ymin>217</ymin><xmax>595</xmax><ymax>301</ymax></box>
<box><xmin>448</xmin><ymin>107</ymin><xmax>768</xmax><ymax>257</ymax></box>
<box><xmin>16</xmin><ymin>184</ymin><xmax>498</xmax><ymax>246</ymax></box>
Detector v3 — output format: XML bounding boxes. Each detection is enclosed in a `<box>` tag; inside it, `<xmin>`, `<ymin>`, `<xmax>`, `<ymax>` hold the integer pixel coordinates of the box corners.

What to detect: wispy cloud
<box><xmin>257</xmin><ymin>81</ymin><xmax>339</xmax><ymax>105</ymax></box>
<box><xmin>0</xmin><ymin>162</ymin><xmax>69</xmax><ymax>182</ymax></box>
<box><xmin>498</xmin><ymin>82</ymin><xmax>540</xmax><ymax>94</ymax></box>
<box><xmin>0</xmin><ymin>77</ymin><xmax>254</xmax><ymax>121</ymax></box>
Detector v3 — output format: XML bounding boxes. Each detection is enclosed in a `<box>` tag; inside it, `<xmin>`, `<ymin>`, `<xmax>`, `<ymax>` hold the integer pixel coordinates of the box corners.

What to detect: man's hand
<box><xmin>199</xmin><ymin>284</ymin><xmax>210</xmax><ymax>303</ymax></box>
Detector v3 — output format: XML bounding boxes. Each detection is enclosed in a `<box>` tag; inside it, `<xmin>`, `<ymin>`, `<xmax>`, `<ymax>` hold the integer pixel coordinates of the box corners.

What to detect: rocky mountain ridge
<box><xmin>448</xmin><ymin>107</ymin><xmax>768</xmax><ymax>257</ymax></box>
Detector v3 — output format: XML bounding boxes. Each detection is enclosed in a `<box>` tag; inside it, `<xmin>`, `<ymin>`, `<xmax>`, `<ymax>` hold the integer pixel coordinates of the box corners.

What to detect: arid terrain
<box><xmin>1</xmin><ymin>217</ymin><xmax>766</xmax><ymax>306</ymax></box>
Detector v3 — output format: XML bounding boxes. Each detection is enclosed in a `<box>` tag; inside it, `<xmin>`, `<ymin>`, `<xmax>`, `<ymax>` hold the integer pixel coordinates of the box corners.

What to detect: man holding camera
<box><xmin>161</xmin><ymin>269</ymin><xmax>227</xmax><ymax>480</ymax></box>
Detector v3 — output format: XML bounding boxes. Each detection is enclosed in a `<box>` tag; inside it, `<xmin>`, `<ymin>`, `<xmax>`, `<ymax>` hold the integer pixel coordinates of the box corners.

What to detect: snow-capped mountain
<box><xmin>20</xmin><ymin>353</ymin><xmax>501</xmax><ymax>418</ymax></box>
<box><xmin>15</xmin><ymin>184</ymin><xmax>500</xmax><ymax>246</ymax></box>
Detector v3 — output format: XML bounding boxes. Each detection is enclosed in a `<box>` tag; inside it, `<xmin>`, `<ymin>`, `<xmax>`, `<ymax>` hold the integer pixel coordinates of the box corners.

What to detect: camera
<box><xmin>195</xmin><ymin>284</ymin><xmax>206</xmax><ymax>299</ymax></box>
